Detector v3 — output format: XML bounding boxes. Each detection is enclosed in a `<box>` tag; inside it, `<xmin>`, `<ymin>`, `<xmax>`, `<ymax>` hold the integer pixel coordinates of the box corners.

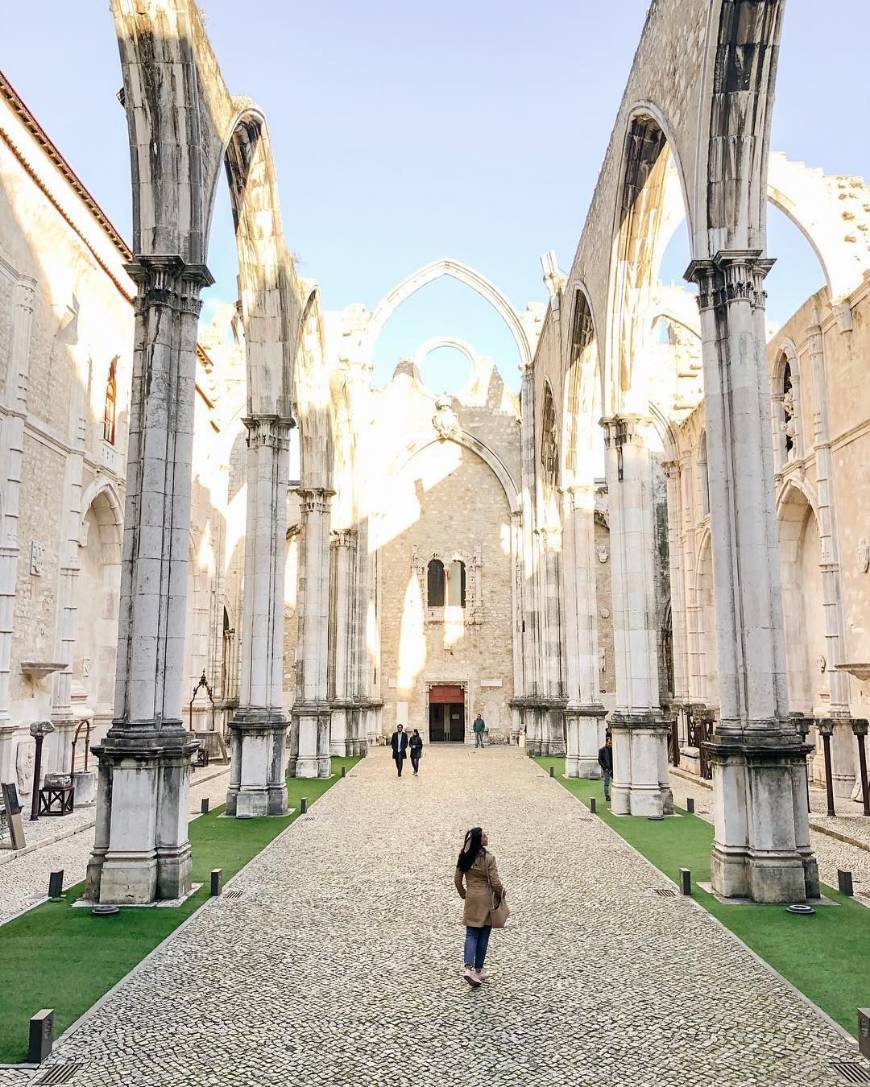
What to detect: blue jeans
<box><xmin>464</xmin><ymin>925</ymin><xmax>491</xmax><ymax>970</ymax></box>
<box><xmin>603</xmin><ymin>769</ymin><xmax>612</xmax><ymax>800</ymax></box>
<box><xmin>474</xmin><ymin>731</ymin><xmax>485</xmax><ymax>748</ymax></box>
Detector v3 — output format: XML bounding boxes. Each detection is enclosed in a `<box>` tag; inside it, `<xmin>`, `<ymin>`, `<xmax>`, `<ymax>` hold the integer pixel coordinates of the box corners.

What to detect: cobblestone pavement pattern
<box><xmin>1</xmin><ymin>749</ymin><xmax>863</xmax><ymax>1087</ymax></box>
<box><xmin>669</xmin><ymin>768</ymin><xmax>870</xmax><ymax>901</ymax></box>
<box><xmin>0</xmin><ymin>767</ymin><xmax>230</xmax><ymax>926</ymax></box>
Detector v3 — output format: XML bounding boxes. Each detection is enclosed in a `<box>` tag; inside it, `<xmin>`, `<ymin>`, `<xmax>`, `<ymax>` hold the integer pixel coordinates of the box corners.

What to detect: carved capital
<box><xmin>298</xmin><ymin>487</ymin><xmax>334</xmax><ymax>516</ymax></box>
<box><xmin>330</xmin><ymin>528</ymin><xmax>356</xmax><ymax>549</ymax></box>
<box><xmin>243</xmin><ymin>414</ymin><xmax>294</xmax><ymax>450</ymax></box>
<box><xmin>125</xmin><ymin>256</ymin><xmax>214</xmax><ymax>318</ymax></box>
<box><xmin>599</xmin><ymin>414</ymin><xmax>648</xmax><ymax>449</ymax></box>
<box><xmin>685</xmin><ymin>250</ymin><xmax>775</xmax><ymax>313</ymax></box>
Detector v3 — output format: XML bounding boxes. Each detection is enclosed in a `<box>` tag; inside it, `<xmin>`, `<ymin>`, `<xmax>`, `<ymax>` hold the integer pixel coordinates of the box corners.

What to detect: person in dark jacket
<box><xmin>598</xmin><ymin>732</ymin><xmax>613</xmax><ymax>802</ymax></box>
<box><xmin>390</xmin><ymin>724</ymin><xmax>409</xmax><ymax>776</ymax></box>
<box><xmin>409</xmin><ymin>728</ymin><xmax>423</xmax><ymax>775</ymax></box>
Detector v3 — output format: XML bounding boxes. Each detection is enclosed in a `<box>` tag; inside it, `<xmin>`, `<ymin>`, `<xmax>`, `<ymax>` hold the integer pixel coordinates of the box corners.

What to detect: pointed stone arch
<box><xmin>384</xmin><ymin>429</ymin><xmax>520</xmax><ymax>517</ymax></box>
<box><xmin>366</xmin><ymin>258</ymin><xmax>532</xmax><ymax>370</ymax></box>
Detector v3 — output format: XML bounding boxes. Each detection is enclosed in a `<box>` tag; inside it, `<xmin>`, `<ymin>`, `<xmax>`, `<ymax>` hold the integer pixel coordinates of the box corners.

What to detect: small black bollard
<box><xmin>859</xmin><ymin>1009</ymin><xmax>870</xmax><ymax>1061</ymax></box>
<box><xmin>28</xmin><ymin>1009</ymin><xmax>53</xmax><ymax>1064</ymax></box>
<box><xmin>210</xmin><ymin>868</ymin><xmax>223</xmax><ymax>897</ymax></box>
<box><xmin>201</xmin><ymin>798</ymin><xmax>210</xmax><ymax>815</ymax></box>
<box><xmin>549</xmin><ymin>766</ymin><xmax>555</xmax><ymax>778</ymax></box>
<box><xmin>341</xmin><ymin>766</ymin><xmax>347</xmax><ymax>778</ymax></box>
<box><xmin>589</xmin><ymin>797</ymin><xmax>597</xmax><ymax>814</ymax></box>
<box><xmin>300</xmin><ymin>797</ymin><xmax>308</xmax><ymax>815</ymax></box>
<box><xmin>679</xmin><ymin>868</ymin><xmax>692</xmax><ymax>896</ymax></box>
<box><xmin>48</xmin><ymin>870</ymin><xmax>64</xmax><ymax>900</ymax></box>
<box><xmin>686</xmin><ymin>798</ymin><xmax>695</xmax><ymax>814</ymax></box>
<box><xmin>838</xmin><ymin>869</ymin><xmax>854</xmax><ymax>897</ymax></box>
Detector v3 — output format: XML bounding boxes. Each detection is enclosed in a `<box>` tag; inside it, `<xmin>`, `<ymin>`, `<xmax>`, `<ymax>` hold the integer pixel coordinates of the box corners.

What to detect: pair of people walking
<box><xmin>389</xmin><ymin>724</ymin><xmax>423</xmax><ymax>776</ymax></box>
<box><xmin>453</xmin><ymin>826</ymin><xmax>508</xmax><ymax>987</ymax></box>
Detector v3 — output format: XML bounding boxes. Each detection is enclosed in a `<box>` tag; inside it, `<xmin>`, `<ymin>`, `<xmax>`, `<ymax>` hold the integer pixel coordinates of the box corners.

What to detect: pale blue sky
<box><xmin>4</xmin><ymin>2</ymin><xmax>868</xmax><ymax>391</ymax></box>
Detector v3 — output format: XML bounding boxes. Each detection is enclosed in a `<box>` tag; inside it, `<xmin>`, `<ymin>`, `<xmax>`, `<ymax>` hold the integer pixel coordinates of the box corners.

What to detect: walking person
<box><xmin>472</xmin><ymin>712</ymin><xmax>486</xmax><ymax>750</ymax></box>
<box><xmin>390</xmin><ymin>723</ymin><xmax>409</xmax><ymax>777</ymax></box>
<box><xmin>598</xmin><ymin>731</ymin><xmax>613</xmax><ymax>803</ymax></box>
<box><xmin>453</xmin><ymin>826</ymin><xmax>507</xmax><ymax>987</ymax></box>
<box><xmin>409</xmin><ymin>728</ymin><xmax>423</xmax><ymax>775</ymax></box>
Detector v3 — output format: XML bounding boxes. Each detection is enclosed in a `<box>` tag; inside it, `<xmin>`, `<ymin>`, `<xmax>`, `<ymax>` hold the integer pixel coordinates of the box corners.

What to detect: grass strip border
<box><xmin>0</xmin><ymin>758</ymin><xmax>359</xmax><ymax>1064</ymax></box>
<box><xmin>535</xmin><ymin>755</ymin><xmax>869</xmax><ymax>1044</ymax></box>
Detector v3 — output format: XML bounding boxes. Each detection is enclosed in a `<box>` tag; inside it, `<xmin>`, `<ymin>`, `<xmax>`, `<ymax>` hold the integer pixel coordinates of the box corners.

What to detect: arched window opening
<box><xmin>782</xmin><ymin>361</ymin><xmax>796</xmax><ymax>459</ymax></box>
<box><xmin>540</xmin><ymin>384</ymin><xmax>558</xmax><ymax>487</ymax></box>
<box><xmin>447</xmin><ymin>560</ymin><xmax>466</xmax><ymax>608</ymax></box>
<box><xmin>103</xmin><ymin>357</ymin><xmax>118</xmax><ymax>445</ymax></box>
<box><xmin>772</xmin><ymin>352</ymin><xmax>801</xmax><ymax>469</ymax></box>
<box><xmin>427</xmin><ymin>559</ymin><xmax>445</xmax><ymax>607</ymax></box>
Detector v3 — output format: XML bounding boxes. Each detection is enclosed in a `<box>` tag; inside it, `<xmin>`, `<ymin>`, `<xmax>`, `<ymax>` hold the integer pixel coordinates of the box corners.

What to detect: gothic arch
<box><xmin>606</xmin><ymin>104</ymin><xmax>695</xmax><ymax>412</ymax></box>
<box><xmin>385</xmin><ymin>429</ymin><xmax>520</xmax><ymax>516</ymax></box>
<box><xmin>562</xmin><ymin>284</ymin><xmax>604</xmax><ymax>487</ymax></box>
<box><xmin>367</xmin><ymin>259</ymin><xmax>532</xmax><ymax>369</ymax></box>
<box><xmin>777</xmin><ymin>478</ymin><xmax>826</xmax><ymax>712</ymax></box>
<box><xmin>295</xmin><ymin>286</ymin><xmax>334</xmax><ymax>492</ymax></box>
<box><xmin>766</xmin><ymin>152</ymin><xmax>870</xmax><ymax>303</ymax></box>
<box><xmin>79</xmin><ymin>478</ymin><xmax>123</xmax><ymax>558</ymax></box>
<box><xmin>223</xmin><ymin>106</ymin><xmax>301</xmax><ymax>417</ymax></box>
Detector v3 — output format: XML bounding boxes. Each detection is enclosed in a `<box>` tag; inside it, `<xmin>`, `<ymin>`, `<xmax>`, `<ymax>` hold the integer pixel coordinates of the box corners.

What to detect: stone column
<box><xmin>519</xmin><ymin>363</ymin><xmax>540</xmax><ymax>712</ymax></box>
<box><xmin>687</xmin><ymin>253</ymin><xmax>817</xmax><ymax>903</ymax></box>
<box><xmin>46</xmin><ymin>408</ymin><xmax>87</xmax><ymax>777</ymax></box>
<box><xmin>533</xmin><ymin>525</ymin><xmax>566</xmax><ymax>755</ymax></box>
<box><xmin>564</xmin><ymin>484</ymin><xmax>606</xmax><ymax>777</ymax></box>
<box><xmin>85</xmin><ymin>257</ymin><xmax>211</xmax><ymax>905</ymax></box>
<box><xmin>806</xmin><ymin>318</ymin><xmax>853</xmax><ymax>796</ymax></box>
<box><xmin>601</xmin><ymin>416</ymin><xmax>672</xmax><ymax>817</ymax></box>
<box><xmin>289</xmin><ymin>488</ymin><xmax>333</xmax><ymax>778</ymax></box>
<box><xmin>663</xmin><ymin>461</ymin><xmax>690</xmax><ymax>706</ymax></box>
<box><xmin>329</xmin><ymin>529</ymin><xmax>355</xmax><ymax>757</ymax></box>
<box><xmin>0</xmin><ymin>276</ymin><xmax>36</xmax><ymax>784</ymax></box>
<box><xmin>509</xmin><ymin>510</ymin><xmax>524</xmax><ymax>744</ymax></box>
<box><xmin>226</xmin><ymin>415</ymin><xmax>292</xmax><ymax>817</ymax></box>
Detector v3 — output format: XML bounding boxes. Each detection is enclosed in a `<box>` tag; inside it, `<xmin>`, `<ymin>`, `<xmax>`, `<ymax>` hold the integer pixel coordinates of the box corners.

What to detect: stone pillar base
<box><xmin>289</xmin><ymin>704</ymin><xmax>332</xmax><ymax>779</ymax></box>
<box><xmin>609</xmin><ymin>711</ymin><xmax>673</xmax><ymax>817</ymax></box>
<box><xmin>568</xmin><ymin>703</ymin><xmax>607</xmax><ymax>779</ymax></box>
<box><xmin>709</xmin><ymin>728</ymin><xmax>817</xmax><ymax>903</ymax></box>
<box><xmin>85</xmin><ymin>723</ymin><xmax>195</xmax><ymax>905</ymax></box>
<box><xmin>226</xmin><ymin>709</ymin><xmax>288</xmax><ymax>818</ymax></box>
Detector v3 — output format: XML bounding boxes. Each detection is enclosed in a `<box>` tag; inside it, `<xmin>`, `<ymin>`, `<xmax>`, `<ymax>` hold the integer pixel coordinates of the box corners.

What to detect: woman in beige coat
<box><xmin>454</xmin><ymin>826</ymin><xmax>505</xmax><ymax>987</ymax></box>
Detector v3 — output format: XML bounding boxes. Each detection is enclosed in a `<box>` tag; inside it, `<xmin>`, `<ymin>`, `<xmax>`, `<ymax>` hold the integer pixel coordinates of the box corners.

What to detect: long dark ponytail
<box><xmin>457</xmin><ymin>827</ymin><xmax>485</xmax><ymax>872</ymax></box>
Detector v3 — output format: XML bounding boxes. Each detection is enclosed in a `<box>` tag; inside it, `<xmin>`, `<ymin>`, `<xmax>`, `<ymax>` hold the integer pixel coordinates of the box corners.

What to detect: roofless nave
<box><xmin>1</xmin><ymin>0</ymin><xmax>869</xmax><ymax>909</ymax></box>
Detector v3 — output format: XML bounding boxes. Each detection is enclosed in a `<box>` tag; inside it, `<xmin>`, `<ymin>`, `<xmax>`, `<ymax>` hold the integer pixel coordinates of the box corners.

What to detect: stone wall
<box><xmin>378</xmin><ymin>442</ymin><xmax>515</xmax><ymax>741</ymax></box>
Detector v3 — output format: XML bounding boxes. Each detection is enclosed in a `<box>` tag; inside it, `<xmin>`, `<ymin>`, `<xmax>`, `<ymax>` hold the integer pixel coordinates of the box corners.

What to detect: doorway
<box><xmin>428</xmin><ymin>684</ymin><xmax>465</xmax><ymax>742</ymax></box>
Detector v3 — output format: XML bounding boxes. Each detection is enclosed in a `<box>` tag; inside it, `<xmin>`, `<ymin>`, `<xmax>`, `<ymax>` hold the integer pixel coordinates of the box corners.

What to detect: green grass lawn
<box><xmin>0</xmin><ymin>759</ymin><xmax>358</xmax><ymax>1063</ymax></box>
<box><xmin>536</xmin><ymin>755</ymin><xmax>870</xmax><ymax>1038</ymax></box>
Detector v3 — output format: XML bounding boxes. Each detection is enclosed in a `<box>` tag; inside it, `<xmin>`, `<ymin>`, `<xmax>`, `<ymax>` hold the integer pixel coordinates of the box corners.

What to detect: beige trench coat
<box><xmin>454</xmin><ymin>850</ymin><xmax>504</xmax><ymax>928</ymax></box>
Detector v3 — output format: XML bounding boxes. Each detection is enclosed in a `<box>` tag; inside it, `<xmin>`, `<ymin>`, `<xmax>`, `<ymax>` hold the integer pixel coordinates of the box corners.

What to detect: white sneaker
<box><xmin>476</xmin><ymin>968</ymin><xmax>490</xmax><ymax>981</ymax></box>
<box><xmin>463</xmin><ymin>967</ymin><xmax>481</xmax><ymax>987</ymax></box>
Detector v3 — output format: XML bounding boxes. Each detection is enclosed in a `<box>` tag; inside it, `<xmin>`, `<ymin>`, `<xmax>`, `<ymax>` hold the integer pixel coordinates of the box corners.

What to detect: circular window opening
<box><xmin>420</xmin><ymin>345</ymin><xmax>473</xmax><ymax>396</ymax></box>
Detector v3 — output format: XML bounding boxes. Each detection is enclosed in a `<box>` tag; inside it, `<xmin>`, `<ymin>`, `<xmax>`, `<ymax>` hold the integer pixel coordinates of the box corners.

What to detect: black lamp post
<box><xmin>28</xmin><ymin>720</ymin><xmax>55</xmax><ymax>822</ymax></box>
<box><xmin>815</xmin><ymin>718</ymin><xmax>836</xmax><ymax>818</ymax></box>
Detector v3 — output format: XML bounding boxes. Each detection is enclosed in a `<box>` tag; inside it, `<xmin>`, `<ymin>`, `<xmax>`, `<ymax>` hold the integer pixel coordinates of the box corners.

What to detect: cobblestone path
<box><xmin>3</xmin><ymin>748</ymin><xmax>862</xmax><ymax>1087</ymax></box>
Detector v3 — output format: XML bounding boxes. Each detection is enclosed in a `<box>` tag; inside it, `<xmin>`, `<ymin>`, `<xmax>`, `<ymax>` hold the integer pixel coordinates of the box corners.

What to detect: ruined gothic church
<box><xmin>1</xmin><ymin>0</ymin><xmax>869</xmax><ymax>906</ymax></box>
